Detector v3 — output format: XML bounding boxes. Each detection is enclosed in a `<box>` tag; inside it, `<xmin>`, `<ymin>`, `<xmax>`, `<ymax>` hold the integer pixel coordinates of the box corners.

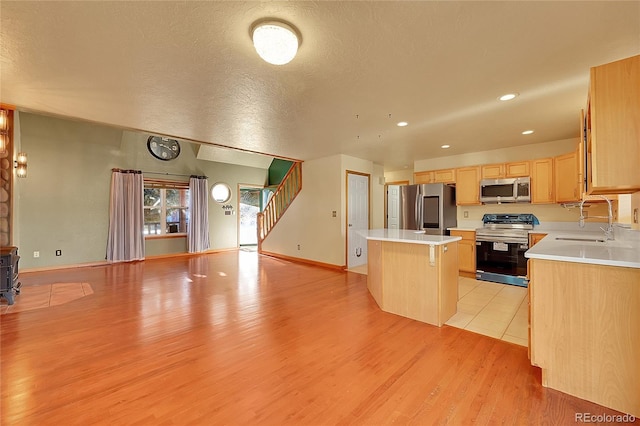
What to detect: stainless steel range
<box><xmin>475</xmin><ymin>213</ymin><xmax>539</xmax><ymax>287</ymax></box>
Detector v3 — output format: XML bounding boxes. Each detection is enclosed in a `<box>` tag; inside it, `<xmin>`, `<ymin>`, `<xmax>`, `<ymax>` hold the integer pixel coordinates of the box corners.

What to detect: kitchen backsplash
<box><xmin>457</xmin><ymin>202</ymin><xmax>615</xmax><ymax>225</ymax></box>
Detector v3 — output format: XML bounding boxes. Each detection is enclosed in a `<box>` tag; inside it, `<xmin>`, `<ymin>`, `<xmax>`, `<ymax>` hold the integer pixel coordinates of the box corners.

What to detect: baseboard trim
<box><xmin>459</xmin><ymin>271</ymin><xmax>476</xmax><ymax>279</ymax></box>
<box><xmin>20</xmin><ymin>248</ymin><xmax>240</xmax><ymax>274</ymax></box>
<box><xmin>259</xmin><ymin>251</ymin><xmax>345</xmax><ymax>271</ymax></box>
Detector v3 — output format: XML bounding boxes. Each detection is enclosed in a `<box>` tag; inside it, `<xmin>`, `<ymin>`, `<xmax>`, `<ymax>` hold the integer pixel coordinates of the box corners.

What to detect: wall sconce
<box><xmin>15</xmin><ymin>152</ymin><xmax>27</xmax><ymax>178</ymax></box>
<box><xmin>0</xmin><ymin>109</ymin><xmax>8</xmax><ymax>153</ymax></box>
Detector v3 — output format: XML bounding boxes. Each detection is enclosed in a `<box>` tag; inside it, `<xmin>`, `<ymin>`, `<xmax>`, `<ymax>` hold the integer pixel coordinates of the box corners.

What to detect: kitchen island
<box><xmin>362</xmin><ymin>229</ymin><xmax>461</xmax><ymax>327</ymax></box>
<box><xmin>525</xmin><ymin>231</ymin><xmax>640</xmax><ymax>417</ymax></box>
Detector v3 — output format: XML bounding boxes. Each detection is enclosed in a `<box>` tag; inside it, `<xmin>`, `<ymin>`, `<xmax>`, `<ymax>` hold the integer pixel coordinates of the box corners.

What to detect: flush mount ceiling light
<box><xmin>498</xmin><ymin>93</ymin><xmax>519</xmax><ymax>101</ymax></box>
<box><xmin>441</xmin><ymin>145</ymin><xmax>451</xmax><ymax>149</ymax></box>
<box><xmin>522</xmin><ymin>130</ymin><xmax>534</xmax><ymax>135</ymax></box>
<box><xmin>397</xmin><ymin>121</ymin><xmax>408</xmax><ymax>127</ymax></box>
<box><xmin>251</xmin><ymin>20</ymin><xmax>300</xmax><ymax>65</ymax></box>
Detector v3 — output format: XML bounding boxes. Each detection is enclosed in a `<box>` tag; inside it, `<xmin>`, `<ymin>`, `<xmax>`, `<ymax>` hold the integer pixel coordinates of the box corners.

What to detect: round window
<box><xmin>211</xmin><ymin>182</ymin><xmax>232</xmax><ymax>203</ymax></box>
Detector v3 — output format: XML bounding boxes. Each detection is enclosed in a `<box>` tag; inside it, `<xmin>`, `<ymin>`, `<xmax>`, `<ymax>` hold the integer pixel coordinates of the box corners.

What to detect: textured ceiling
<box><xmin>1</xmin><ymin>1</ymin><xmax>639</xmax><ymax>171</ymax></box>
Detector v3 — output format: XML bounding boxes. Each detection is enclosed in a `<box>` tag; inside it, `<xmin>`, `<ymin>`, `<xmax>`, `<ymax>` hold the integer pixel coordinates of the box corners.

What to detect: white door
<box><xmin>387</xmin><ymin>185</ymin><xmax>400</xmax><ymax>229</ymax></box>
<box><xmin>347</xmin><ymin>172</ymin><xmax>369</xmax><ymax>268</ymax></box>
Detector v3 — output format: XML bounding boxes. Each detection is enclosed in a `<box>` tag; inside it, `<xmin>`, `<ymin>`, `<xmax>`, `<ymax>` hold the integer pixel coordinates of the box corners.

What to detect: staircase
<box><xmin>257</xmin><ymin>161</ymin><xmax>302</xmax><ymax>253</ymax></box>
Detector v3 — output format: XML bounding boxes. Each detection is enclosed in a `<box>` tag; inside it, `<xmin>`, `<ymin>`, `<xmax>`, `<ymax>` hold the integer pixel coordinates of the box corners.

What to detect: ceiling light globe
<box><xmin>252</xmin><ymin>21</ymin><xmax>299</xmax><ymax>65</ymax></box>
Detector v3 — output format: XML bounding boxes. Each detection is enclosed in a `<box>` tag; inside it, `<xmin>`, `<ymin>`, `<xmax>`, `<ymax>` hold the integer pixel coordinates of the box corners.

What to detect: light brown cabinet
<box><xmin>481</xmin><ymin>161</ymin><xmax>530</xmax><ymax>179</ymax></box>
<box><xmin>413</xmin><ymin>169</ymin><xmax>455</xmax><ymax>185</ymax></box>
<box><xmin>505</xmin><ymin>161</ymin><xmax>530</xmax><ymax>177</ymax></box>
<box><xmin>414</xmin><ymin>170</ymin><xmax>433</xmax><ymax>184</ymax></box>
<box><xmin>554</xmin><ymin>149</ymin><xmax>581</xmax><ymax>203</ymax></box>
<box><xmin>455</xmin><ymin>166</ymin><xmax>481</xmax><ymax>205</ymax></box>
<box><xmin>433</xmin><ymin>168</ymin><xmax>456</xmax><ymax>184</ymax></box>
<box><xmin>450</xmin><ymin>230</ymin><xmax>476</xmax><ymax>278</ymax></box>
<box><xmin>531</xmin><ymin>158</ymin><xmax>554</xmax><ymax>204</ymax></box>
<box><xmin>481</xmin><ymin>164</ymin><xmax>504</xmax><ymax>179</ymax></box>
<box><xmin>585</xmin><ymin>54</ymin><xmax>640</xmax><ymax>194</ymax></box>
<box><xmin>528</xmin><ymin>232</ymin><xmax>547</xmax><ymax>247</ymax></box>
<box><xmin>367</xmin><ymin>239</ymin><xmax>458</xmax><ymax>327</ymax></box>
<box><xmin>529</xmin><ymin>258</ymin><xmax>640</xmax><ymax>417</ymax></box>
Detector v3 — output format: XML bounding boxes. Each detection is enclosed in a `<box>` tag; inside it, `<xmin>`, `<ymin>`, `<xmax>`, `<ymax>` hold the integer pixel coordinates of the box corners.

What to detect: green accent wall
<box><xmin>268</xmin><ymin>159</ymin><xmax>293</xmax><ymax>186</ymax></box>
<box><xmin>14</xmin><ymin>112</ymin><xmax>268</xmax><ymax>269</ymax></box>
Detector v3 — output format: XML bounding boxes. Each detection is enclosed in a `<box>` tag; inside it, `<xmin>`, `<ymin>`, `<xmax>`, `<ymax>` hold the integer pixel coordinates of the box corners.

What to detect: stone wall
<box><xmin>0</xmin><ymin>108</ymin><xmax>13</xmax><ymax>247</ymax></box>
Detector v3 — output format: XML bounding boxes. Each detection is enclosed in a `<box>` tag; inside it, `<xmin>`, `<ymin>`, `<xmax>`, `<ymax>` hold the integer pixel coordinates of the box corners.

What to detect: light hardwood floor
<box><xmin>1</xmin><ymin>251</ymin><xmax>625</xmax><ymax>424</ymax></box>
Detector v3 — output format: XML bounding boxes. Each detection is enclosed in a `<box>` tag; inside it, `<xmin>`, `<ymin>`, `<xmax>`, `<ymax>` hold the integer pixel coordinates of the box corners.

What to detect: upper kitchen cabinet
<box><xmin>531</xmin><ymin>158</ymin><xmax>554</xmax><ymax>204</ymax></box>
<box><xmin>432</xmin><ymin>168</ymin><xmax>456</xmax><ymax>184</ymax></box>
<box><xmin>455</xmin><ymin>166</ymin><xmax>481</xmax><ymax>205</ymax></box>
<box><xmin>585</xmin><ymin>54</ymin><xmax>640</xmax><ymax>194</ymax></box>
<box><xmin>413</xmin><ymin>168</ymin><xmax>456</xmax><ymax>185</ymax></box>
<box><xmin>555</xmin><ymin>148</ymin><xmax>581</xmax><ymax>203</ymax></box>
<box><xmin>481</xmin><ymin>161</ymin><xmax>530</xmax><ymax>179</ymax></box>
<box><xmin>414</xmin><ymin>170</ymin><xmax>434</xmax><ymax>184</ymax></box>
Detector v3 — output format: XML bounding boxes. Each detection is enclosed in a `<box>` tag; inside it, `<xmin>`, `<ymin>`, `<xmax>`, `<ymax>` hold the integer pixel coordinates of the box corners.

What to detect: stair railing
<box><xmin>257</xmin><ymin>161</ymin><xmax>302</xmax><ymax>253</ymax></box>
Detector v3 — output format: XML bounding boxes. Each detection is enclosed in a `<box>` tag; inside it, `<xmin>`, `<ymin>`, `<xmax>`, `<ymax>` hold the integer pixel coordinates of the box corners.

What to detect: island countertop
<box><xmin>360</xmin><ymin>229</ymin><xmax>461</xmax><ymax>245</ymax></box>
<box><xmin>525</xmin><ymin>231</ymin><xmax>640</xmax><ymax>269</ymax></box>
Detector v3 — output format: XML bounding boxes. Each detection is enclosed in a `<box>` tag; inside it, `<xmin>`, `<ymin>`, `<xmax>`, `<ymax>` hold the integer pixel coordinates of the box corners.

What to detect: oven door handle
<box><xmin>476</xmin><ymin>236</ymin><xmax>529</xmax><ymax>245</ymax></box>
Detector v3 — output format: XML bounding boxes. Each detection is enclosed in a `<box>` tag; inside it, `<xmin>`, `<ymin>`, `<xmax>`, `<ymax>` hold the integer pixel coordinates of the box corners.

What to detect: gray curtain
<box><xmin>106</xmin><ymin>169</ymin><xmax>145</xmax><ymax>262</ymax></box>
<box><xmin>188</xmin><ymin>176</ymin><xmax>210</xmax><ymax>253</ymax></box>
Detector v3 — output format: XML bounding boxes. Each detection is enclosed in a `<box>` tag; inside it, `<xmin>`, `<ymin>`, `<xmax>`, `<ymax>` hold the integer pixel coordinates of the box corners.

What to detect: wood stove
<box><xmin>1</xmin><ymin>246</ymin><xmax>21</xmax><ymax>305</ymax></box>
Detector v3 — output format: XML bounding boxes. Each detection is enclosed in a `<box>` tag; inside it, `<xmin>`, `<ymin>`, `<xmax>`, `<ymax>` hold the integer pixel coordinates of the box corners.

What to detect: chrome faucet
<box><xmin>579</xmin><ymin>196</ymin><xmax>614</xmax><ymax>240</ymax></box>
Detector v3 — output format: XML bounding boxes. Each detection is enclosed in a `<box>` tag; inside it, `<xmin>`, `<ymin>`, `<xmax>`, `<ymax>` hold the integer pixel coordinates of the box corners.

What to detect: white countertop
<box><xmin>361</xmin><ymin>229</ymin><xmax>461</xmax><ymax>246</ymax></box>
<box><xmin>525</xmin><ymin>231</ymin><xmax>640</xmax><ymax>269</ymax></box>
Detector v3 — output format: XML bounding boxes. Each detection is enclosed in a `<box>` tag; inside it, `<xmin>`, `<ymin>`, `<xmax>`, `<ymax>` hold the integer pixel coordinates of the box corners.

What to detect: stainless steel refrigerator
<box><xmin>399</xmin><ymin>183</ymin><xmax>457</xmax><ymax>234</ymax></box>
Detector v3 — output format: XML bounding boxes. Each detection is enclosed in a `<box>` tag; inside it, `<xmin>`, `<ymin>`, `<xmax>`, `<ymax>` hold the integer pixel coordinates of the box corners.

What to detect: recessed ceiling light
<box><xmin>397</xmin><ymin>121</ymin><xmax>408</xmax><ymax>127</ymax></box>
<box><xmin>522</xmin><ymin>130</ymin><xmax>534</xmax><ymax>135</ymax></box>
<box><xmin>441</xmin><ymin>145</ymin><xmax>450</xmax><ymax>149</ymax></box>
<box><xmin>498</xmin><ymin>93</ymin><xmax>519</xmax><ymax>101</ymax></box>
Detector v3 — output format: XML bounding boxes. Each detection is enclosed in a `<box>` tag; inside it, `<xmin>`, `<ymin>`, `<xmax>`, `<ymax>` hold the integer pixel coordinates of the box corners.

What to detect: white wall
<box><xmin>262</xmin><ymin>155</ymin><xmax>343</xmax><ymax>265</ymax></box>
<box><xmin>414</xmin><ymin>138</ymin><xmax>577</xmax><ymax>171</ymax></box>
<box><xmin>262</xmin><ymin>154</ymin><xmax>385</xmax><ymax>267</ymax></box>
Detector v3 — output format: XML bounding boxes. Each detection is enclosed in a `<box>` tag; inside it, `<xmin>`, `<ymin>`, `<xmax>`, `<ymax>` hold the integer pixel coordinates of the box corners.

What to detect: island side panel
<box><xmin>438</xmin><ymin>242</ymin><xmax>458</xmax><ymax>326</ymax></box>
<box><xmin>367</xmin><ymin>240</ymin><xmax>383</xmax><ymax>307</ymax></box>
<box><xmin>530</xmin><ymin>259</ymin><xmax>640</xmax><ymax>417</ymax></box>
<box><xmin>380</xmin><ymin>241</ymin><xmax>439</xmax><ymax>325</ymax></box>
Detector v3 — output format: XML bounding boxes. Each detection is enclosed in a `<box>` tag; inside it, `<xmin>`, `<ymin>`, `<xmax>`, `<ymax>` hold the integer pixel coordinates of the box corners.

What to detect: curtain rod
<box><xmin>111</xmin><ymin>169</ymin><xmax>207</xmax><ymax>179</ymax></box>
<box><xmin>143</xmin><ymin>171</ymin><xmax>193</xmax><ymax>178</ymax></box>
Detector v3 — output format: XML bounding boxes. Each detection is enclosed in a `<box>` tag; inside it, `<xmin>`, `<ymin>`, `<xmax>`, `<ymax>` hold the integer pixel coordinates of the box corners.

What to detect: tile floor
<box><xmin>0</xmin><ymin>282</ymin><xmax>94</xmax><ymax>315</ymax></box>
<box><xmin>349</xmin><ymin>263</ymin><xmax>528</xmax><ymax>347</ymax></box>
<box><xmin>446</xmin><ymin>277</ymin><xmax>528</xmax><ymax>347</ymax></box>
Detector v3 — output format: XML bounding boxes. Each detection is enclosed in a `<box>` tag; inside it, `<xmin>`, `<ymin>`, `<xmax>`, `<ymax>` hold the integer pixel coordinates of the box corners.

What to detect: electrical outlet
<box><xmin>464</xmin><ymin>211</ymin><xmax>469</xmax><ymax>218</ymax></box>
<box><xmin>332</xmin><ymin>210</ymin><xmax>337</xmax><ymax>217</ymax></box>
<box><xmin>56</xmin><ymin>250</ymin><xmax>62</xmax><ymax>256</ymax></box>
<box><xmin>33</xmin><ymin>251</ymin><xmax>40</xmax><ymax>258</ymax></box>
<box><xmin>297</xmin><ymin>244</ymin><xmax>301</xmax><ymax>250</ymax></box>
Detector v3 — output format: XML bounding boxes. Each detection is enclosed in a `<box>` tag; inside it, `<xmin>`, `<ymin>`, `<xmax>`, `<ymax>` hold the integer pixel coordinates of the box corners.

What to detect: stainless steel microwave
<box><xmin>480</xmin><ymin>177</ymin><xmax>531</xmax><ymax>203</ymax></box>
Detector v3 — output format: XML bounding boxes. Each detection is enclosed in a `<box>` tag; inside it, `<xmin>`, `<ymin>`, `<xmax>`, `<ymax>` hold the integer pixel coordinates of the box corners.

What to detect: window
<box><xmin>210</xmin><ymin>182</ymin><xmax>232</xmax><ymax>203</ymax></box>
<box><xmin>144</xmin><ymin>184</ymin><xmax>190</xmax><ymax>236</ymax></box>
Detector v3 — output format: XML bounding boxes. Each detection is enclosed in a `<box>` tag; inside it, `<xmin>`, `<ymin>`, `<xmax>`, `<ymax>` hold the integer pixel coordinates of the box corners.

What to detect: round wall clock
<box><xmin>147</xmin><ymin>136</ymin><xmax>181</xmax><ymax>161</ymax></box>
